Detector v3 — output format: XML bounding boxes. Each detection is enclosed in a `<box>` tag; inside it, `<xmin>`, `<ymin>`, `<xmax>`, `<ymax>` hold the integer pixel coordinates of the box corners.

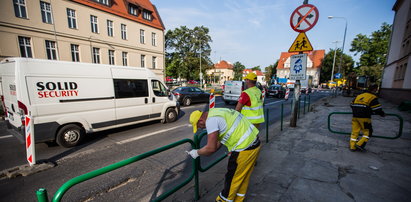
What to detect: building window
<box><xmin>40</xmin><ymin>1</ymin><xmax>53</xmax><ymax>24</ymax></box>
<box><xmin>45</xmin><ymin>40</ymin><xmax>57</xmax><ymax>60</ymax></box>
<box><xmin>93</xmin><ymin>0</ymin><xmax>110</xmax><ymax>6</ymax></box>
<box><xmin>121</xmin><ymin>24</ymin><xmax>127</xmax><ymax>40</ymax></box>
<box><xmin>13</xmin><ymin>0</ymin><xmax>27</xmax><ymax>18</ymax></box>
<box><xmin>67</xmin><ymin>8</ymin><xmax>77</xmax><ymax>29</ymax></box>
<box><xmin>122</xmin><ymin>52</ymin><xmax>128</xmax><ymax>66</ymax></box>
<box><xmin>142</xmin><ymin>10</ymin><xmax>152</xmax><ymax>21</ymax></box>
<box><xmin>151</xmin><ymin>32</ymin><xmax>157</xmax><ymax>46</ymax></box>
<box><xmin>141</xmin><ymin>55</ymin><xmax>145</xmax><ymax>67</ymax></box>
<box><xmin>140</xmin><ymin>29</ymin><xmax>145</xmax><ymax>44</ymax></box>
<box><xmin>92</xmin><ymin>47</ymin><xmax>100</xmax><ymax>64</ymax></box>
<box><xmin>107</xmin><ymin>20</ymin><xmax>113</xmax><ymax>37</ymax></box>
<box><xmin>18</xmin><ymin>36</ymin><xmax>32</xmax><ymax>58</ymax></box>
<box><xmin>129</xmin><ymin>4</ymin><xmax>138</xmax><ymax>16</ymax></box>
<box><xmin>90</xmin><ymin>15</ymin><xmax>98</xmax><ymax>33</ymax></box>
<box><xmin>108</xmin><ymin>50</ymin><xmax>115</xmax><ymax>65</ymax></box>
<box><xmin>71</xmin><ymin>44</ymin><xmax>80</xmax><ymax>62</ymax></box>
<box><xmin>152</xmin><ymin>56</ymin><xmax>157</xmax><ymax>69</ymax></box>
<box><xmin>394</xmin><ymin>63</ymin><xmax>407</xmax><ymax>80</ymax></box>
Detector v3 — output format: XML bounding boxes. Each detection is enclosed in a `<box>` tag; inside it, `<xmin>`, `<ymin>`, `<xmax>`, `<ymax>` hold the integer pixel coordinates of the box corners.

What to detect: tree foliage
<box><xmin>264</xmin><ymin>60</ymin><xmax>278</xmax><ymax>82</ymax></box>
<box><xmin>319</xmin><ymin>48</ymin><xmax>354</xmax><ymax>83</ymax></box>
<box><xmin>233</xmin><ymin>61</ymin><xmax>246</xmax><ymax>80</ymax></box>
<box><xmin>251</xmin><ymin>66</ymin><xmax>261</xmax><ymax>71</ymax></box>
<box><xmin>349</xmin><ymin>22</ymin><xmax>391</xmax><ymax>82</ymax></box>
<box><xmin>165</xmin><ymin>26</ymin><xmax>213</xmax><ymax>80</ymax></box>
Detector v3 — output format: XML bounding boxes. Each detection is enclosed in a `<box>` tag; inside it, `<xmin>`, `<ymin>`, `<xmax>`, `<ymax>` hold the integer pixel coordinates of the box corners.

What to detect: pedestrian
<box><xmin>349</xmin><ymin>84</ymin><xmax>385</xmax><ymax>151</ymax></box>
<box><xmin>235</xmin><ymin>72</ymin><xmax>264</xmax><ymax>128</ymax></box>
<box><xmin>186</xmin><ymin>108</ymin><xmax>261</xmax><ymax>202</ymax></box>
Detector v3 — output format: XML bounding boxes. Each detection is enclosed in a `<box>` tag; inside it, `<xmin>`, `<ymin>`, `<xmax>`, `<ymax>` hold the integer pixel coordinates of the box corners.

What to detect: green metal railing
<box><xmin>327</xmin><ymin>112</ymin><xmax>404</xmax><ymax>139</ymax></box>
<box><xmin>36</xmin><ymin>139</ymin><xmax>196</xmax><ymax>202</ymax></box>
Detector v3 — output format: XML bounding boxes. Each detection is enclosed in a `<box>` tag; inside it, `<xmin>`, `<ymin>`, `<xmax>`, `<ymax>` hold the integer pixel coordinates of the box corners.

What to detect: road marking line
<box><xmin>0</xmin><ymin>135</ymin><xmax>13</xmax><ymax>140</ymax></box>
<box><xmin>264</xmin><ymin>100</ymin><xmax>284</xmax><ymax>106</ymax></box>
<box><xmin>116</xmin><ymin>124</ymin><xmax>191</xmax><ymax>145</ymax></box>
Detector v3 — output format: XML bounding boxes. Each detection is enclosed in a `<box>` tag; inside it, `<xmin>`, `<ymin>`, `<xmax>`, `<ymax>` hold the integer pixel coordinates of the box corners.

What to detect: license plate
<box><xmin>269</xmin><ymin>93</ymin><xmax>274</xmax><ymax>95</ymax></box>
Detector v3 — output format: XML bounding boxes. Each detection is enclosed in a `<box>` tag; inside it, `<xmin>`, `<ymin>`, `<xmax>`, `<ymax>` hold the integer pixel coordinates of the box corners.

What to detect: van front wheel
<box><xmin>165</xmin><ymin>108</ymin><xmax>177</xmax><ymax>123</ymax></box>
<box><xmin>56</xmin><ymin>124</ymin><xmax>84</xmax><ymax>148</ymax></box>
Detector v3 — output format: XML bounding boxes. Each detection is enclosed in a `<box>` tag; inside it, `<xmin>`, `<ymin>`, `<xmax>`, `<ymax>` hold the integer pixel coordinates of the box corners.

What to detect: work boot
<box><xmin>349</xmin><ymin>148</ymin><xmax>357</xmax><ymax>152</ymax></box>
<box><xmin>355</xmin><ymin>144</ymin><xmax>366</xmax><ymax>152</ymax></box>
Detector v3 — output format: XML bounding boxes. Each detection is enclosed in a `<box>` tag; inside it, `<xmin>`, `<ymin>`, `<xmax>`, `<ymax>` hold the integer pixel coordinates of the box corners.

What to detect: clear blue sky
<box><xmin>151</xmin><ymin>0</ymin><xmax>396</xmax><ymax>70</ymax></box>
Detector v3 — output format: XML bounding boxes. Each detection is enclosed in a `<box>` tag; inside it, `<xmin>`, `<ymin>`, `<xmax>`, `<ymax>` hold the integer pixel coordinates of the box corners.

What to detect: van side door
<box><xmin>113</xmin><ymin>79</ymin><xmax>151</xmax><ymax>125</ymax></box>
<box><xmin>150</xmin><ymin>79</ymin><xmax>169</xmax><ymax>119</ymax></box>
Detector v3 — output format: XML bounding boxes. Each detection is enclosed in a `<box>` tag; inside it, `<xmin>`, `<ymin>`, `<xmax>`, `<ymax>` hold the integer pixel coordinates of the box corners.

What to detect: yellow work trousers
<box><xmin>350</xmin><ymin>117</ymin><xmax>373</xmax><ymax>150</ymax></box>
<box><xmin>216</xmin><ymin>145</ymin><xmax>261</xmax><ymax>202</ymax></box>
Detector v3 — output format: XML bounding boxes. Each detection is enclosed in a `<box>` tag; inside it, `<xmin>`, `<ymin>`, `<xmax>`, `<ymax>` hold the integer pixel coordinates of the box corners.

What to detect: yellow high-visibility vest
<box><xmin>208</xmin><ymin>108</ymin><xmax>259</xmax><ymax>152</ymax></box>
<box><xmin>241</xmin><ymin>86</ymin><xmax>265</xmax><ymax>124</ymax></box>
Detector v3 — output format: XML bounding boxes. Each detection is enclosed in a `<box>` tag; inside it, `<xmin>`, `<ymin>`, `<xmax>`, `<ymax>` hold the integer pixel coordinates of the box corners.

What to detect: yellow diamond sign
<box><xmin>288</xmin><ymin>32</ymin><xmax>313</xmax><ymax>53</ymax></box>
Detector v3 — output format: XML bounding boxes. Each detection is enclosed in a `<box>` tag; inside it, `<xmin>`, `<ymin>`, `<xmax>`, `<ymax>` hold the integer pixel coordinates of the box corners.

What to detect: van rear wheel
<box><xmin>165</xmin><ymin>108</ymin><xmax>177</xmax><ymax>123</ymax></box>
<box><xmin>56</xmin><ymin>124</ymin><xmax>84</xmax><ymax>148</ymax></box>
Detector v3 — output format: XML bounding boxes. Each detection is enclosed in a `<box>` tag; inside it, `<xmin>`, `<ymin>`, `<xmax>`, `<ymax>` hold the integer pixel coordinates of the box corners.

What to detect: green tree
<box><xmin>165</xmin><ymin>26</ymin><xmax>213</xmax><ymax>80</ymax></box>
<box><xmin>349</xmin><ymin>22</ymin><xmax>391</xmax><ymax>82</ymax></box>
<box><xmin>233</xmin><ymin>61</ymin><xmax>246</xmax><ymax>80</ymax></box>
<box><xmin>251</xmin><ymin>66</ymin><xmax>261</xmax><ymax>71</ymax></box>
<box><xmin>264</xmin><ymin>60</ymin><xmax>278</xmax><ymax>83</ymax></box>
<box><xmin>319</xmin><ymin>48</ymin><xmax>354</xmax><ymax>83</ymax></box>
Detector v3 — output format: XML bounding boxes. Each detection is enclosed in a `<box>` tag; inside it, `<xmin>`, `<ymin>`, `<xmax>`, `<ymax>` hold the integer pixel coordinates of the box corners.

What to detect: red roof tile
<box><xmin>71</xmin><ymin>0</ymin><xmax>164</xmax><ymax>30</ymax></box>
<box><xmin>243</xmin><ymin>69</ymin><xmax>264</xmax><ymax>76</ymax></box>
<box><xmin>214</xmin><ymin>60</ymin><xmax>233</xmax><ymax>69</ymax></box>
<box><xmin>277</xmin><ymin>50</ymin><xmax>325</xmax><ymax>69</ymax></box>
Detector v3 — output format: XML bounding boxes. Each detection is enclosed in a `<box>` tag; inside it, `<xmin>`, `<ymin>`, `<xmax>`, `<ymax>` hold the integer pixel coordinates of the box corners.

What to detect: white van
<box><xmin>0</xmin><ymin>58</ymin><xmax>179</xmax><ymax>147</ymax></box>
<box><xmin>222</xmin><ymin>81</ymin><xmax>244</xmax><ymax>104</ymax></box>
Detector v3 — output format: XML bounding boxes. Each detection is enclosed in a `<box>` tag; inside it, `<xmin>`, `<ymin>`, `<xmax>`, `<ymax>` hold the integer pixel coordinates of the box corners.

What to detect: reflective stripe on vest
<box><xmin>241</xmin><ymin>86</ymin><xmax>264</xmax><ymax>124</ymax></box>
<box><xmin>208</xmin><ymin>108</ymin><xmax>258</xmax><ymax>152</ymax></box>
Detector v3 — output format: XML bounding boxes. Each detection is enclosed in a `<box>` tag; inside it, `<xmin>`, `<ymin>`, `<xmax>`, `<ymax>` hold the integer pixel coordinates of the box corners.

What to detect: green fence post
<box><xmin>291</xmin><ymin>99</ymin><xmax>293</xmax><ymax>111</ymax></box>
<box><xmin>266</xmin><ymin>108</ymin><xmax>269</xmax><ymax>143</ymax></box>
<box><xmin>308</xmin><ymin>94</ymin><xmax>311</xmax><ymax>112</ymax></box>
<box><xmin>298</xmin><ymin>98</ymin><xmax>301</xmax><ymax>119</ymax></box>
<box><xmin>303</xmin><ymin>96</ymin><xmax>306</xmax><ymax>115</ymax></box>
<box><xmin>281</xmin><ymin>103</ymin><xmax>284</xmax><ymax>131</ymax></box>
<box><xmin>193</xmin><ymin>133</ymin><xmax>200</xmax><ymax>200</ymax></box>
<box><xmin>36</xmin><ymin>188</ymin><xmax>48</xmax><ymax>202</ymax></box>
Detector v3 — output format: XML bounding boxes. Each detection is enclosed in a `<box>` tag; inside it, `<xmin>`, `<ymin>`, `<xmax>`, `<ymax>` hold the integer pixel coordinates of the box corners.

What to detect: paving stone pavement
<box><xmin>170</xmin><ymin>95</ymin><xmax>411</xmax><ymax>202</ymax></box>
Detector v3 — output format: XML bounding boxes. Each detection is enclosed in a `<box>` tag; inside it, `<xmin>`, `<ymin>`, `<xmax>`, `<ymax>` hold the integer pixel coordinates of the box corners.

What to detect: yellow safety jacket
<box><xmin>351</xmin><ymin>92</ymin><xmax>383</xmax><ymax>118</ymax></box>
<box><xmin>208</xmin><ymin>108</ymin><xmax>259</xmax><ymax>152</ymax></box>
<box><xmin>241</xmin><ymin>86</ymin><xmax>265</xmax><ymax>124</ymax></box>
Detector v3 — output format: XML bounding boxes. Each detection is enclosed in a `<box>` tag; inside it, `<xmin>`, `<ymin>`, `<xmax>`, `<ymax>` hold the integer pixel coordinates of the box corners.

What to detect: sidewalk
<box><xmin>172</xmin><ymin>95</ymin><xmax>411</xmax><ymax>201</ymax></box>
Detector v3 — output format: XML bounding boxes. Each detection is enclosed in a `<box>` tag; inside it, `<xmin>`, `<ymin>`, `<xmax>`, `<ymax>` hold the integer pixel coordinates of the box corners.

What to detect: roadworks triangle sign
<box><xmin>288</xmin><ymin>32</ymin><xmax>313</xmax><ymax>52</ymax></box>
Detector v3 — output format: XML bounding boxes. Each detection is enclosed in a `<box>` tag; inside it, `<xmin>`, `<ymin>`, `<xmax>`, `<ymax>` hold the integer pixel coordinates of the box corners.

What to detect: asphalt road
<box><xmin>0</xmin><ymin>90</ymin><xmax>331</xmax><ymax>201</ymax></box>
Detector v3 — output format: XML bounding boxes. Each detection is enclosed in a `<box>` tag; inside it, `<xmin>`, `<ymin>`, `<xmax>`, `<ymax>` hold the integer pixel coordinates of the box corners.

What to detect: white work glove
<box><xmin>186</xmin><ymin>149</ymin><xmax>199</xmax><ymax>159</ymax></box>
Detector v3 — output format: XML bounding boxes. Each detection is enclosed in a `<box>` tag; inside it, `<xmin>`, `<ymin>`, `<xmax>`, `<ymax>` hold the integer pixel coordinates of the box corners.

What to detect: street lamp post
<box><xmin>330</xmin><ymin>41</ymin><xmax>340</xmax><ymax>82</ymax></box>
<box><xmin>328</xmin><ymin>16</ymin><xmax>347</xmax><ymax>74</ymax></box>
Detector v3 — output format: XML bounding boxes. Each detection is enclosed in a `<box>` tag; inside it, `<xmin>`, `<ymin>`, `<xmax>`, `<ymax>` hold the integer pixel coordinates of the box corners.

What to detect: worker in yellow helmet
<box><xmin>235</xmin><ymin>72</ymin><xmax>265</xmax><ymax>128</ymax></box>
<box><xmin>350</xmin><ymin>84</ymin><xmax>385</xmax><ymax>151</ymax></box>
<box><xmin>187</xmin><ymin>108</ymin><xmax>261</xmax><ymax>202</ymax></box>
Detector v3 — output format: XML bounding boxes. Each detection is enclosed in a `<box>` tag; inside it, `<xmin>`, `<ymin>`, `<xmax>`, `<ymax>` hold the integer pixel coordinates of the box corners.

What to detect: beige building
<box><xmin>276</xmin><ymin>50</ymin><xmax>325</xmax><ymax>87</ymax></box>
<box><xmin>207</xmin><ymin>60</ymin><xmax>234</xmax><ymax>85</ymax></box>
<box><xmin>0</xmin><ymin>0</ymin><xmax>165</xmax><ymax>78</ymax></box>
<box><xmin>380</xmin><ymin>0</ymin><xmax>411</xmax><ymax>104</ymax></box>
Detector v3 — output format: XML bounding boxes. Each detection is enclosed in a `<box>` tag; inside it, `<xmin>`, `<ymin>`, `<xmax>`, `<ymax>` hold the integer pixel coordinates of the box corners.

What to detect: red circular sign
<box><xmin>290</xmin><ymin>4</ymin><xmax>319</xmax><ymax>33</ymax></box>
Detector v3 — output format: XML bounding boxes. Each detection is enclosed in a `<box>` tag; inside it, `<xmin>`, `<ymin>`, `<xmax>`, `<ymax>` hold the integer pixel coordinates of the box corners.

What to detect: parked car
<box><xmin>172</xmin><ymin>87</ymin><xmax>210</xmax><ymax>106</ymax></box>
<box><xmin>267</xmin><ymin>85</ymin><xmax>285</xmax><ymax>98</ymax></box>
<box><xmin>187</xmin><ymin>80</ymin><xmax>199</xmax><ymax>84</ymax></box>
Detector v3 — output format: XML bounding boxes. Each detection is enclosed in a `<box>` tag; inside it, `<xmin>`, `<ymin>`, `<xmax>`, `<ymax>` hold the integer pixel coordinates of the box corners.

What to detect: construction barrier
<box><xmin>25</xmin><ymin>115</ymin><xmax>36</xmax><ymax>166</ymax></box>
<box><xmin>284</xmin><ymin>88</ymin><xmax>290</xmax><ymax>100</ymax></box>
<box><xmin>209</xmin><ymin>93</ymin><xmax>215</xmax><ymax>109</ymax></box>
<box><xmin>327</xmin><ymin>112</ymin><xmax>403</xmax><ymax>139</ymax></box>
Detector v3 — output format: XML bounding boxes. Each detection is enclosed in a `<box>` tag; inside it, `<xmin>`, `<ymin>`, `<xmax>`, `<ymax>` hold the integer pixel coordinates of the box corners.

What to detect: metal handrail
<box><xmin>36</xmin><ymin>138</ymin><xmax>196</xmax><ymax>202</ymax></box>
<box><xmin>327</xmin><ymin>112</ymin><xmax>403</xmax><ymax>139</ymax></box>
<box><xmin>194</xmin><ymin>131</ymin><xmax>227</xmax><ymax>172</ymax></box>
